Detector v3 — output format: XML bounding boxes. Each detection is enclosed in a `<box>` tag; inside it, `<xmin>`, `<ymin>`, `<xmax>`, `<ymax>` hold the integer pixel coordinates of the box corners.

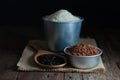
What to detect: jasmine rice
<box><xmin>44</xmin><ymin>9</ymin><xmax>80</xmax><ymax>22</ymax></box>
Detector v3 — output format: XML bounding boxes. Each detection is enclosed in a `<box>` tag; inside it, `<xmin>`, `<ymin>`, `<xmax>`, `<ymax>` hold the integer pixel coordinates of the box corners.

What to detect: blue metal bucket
<box><xmin>43</xmin><ymin>17</ymin><xmax>84</xmax><ymax>51</ymax></box>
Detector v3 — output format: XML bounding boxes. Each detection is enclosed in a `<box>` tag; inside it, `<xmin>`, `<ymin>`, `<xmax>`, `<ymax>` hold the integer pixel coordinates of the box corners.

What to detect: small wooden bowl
<box><xmin>34</xmin><ymin>51</ymin><xmax>67</xmax><ymax>69</ymax></box>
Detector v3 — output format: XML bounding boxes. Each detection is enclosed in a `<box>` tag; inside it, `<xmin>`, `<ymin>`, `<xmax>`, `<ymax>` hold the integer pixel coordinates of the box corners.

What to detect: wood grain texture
<box><xmin>17</xmin><ymin>72</ymin><xmax>64</xmax><ymax>80</ymax></box>
<box><xmin>65</xmin><ymin>73</ymin><xmax>83</xmax><ymax>80</ymax></box>
<box><xmin>0</xmin><ymin>49</ymin><xmax>20</xmax><ymax>80</ymax></box>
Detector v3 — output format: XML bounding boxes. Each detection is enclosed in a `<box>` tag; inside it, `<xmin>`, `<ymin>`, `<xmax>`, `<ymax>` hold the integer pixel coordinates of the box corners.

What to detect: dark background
<box><xmin>0</xmin><ymin>0</ymin><xmax>120</xmax><ymax>28</ymax></box>
<box><xmin>0</xmin><ymin>0</ymin><xmax>120</xmax><ymax>49</ymax></box>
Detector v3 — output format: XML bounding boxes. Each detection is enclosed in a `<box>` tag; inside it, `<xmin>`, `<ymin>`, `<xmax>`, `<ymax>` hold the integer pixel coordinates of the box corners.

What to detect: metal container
<box><xmin>43</xmin><ymin>17</ymin><xmax>84</xmax><ymax>51</ymax></box>
<box><xmin>64</xmin><ymin>46</ymin><xmax>103</xmax><ymax>69</ymax></box>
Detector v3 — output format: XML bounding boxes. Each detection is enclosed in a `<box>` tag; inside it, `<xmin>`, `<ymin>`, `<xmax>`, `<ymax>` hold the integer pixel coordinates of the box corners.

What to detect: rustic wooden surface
<box><xmin>0</xmin><ymin>26</ymin><xmax>120</xmax><ymax>80</ymax></box>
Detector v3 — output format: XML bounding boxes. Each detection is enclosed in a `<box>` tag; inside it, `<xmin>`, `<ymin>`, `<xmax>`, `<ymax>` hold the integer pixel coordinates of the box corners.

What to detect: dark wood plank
<box><xmin>65</xmin><ymin>73</ymin><xmax>83</xmax><ymax>80</ymax></box>
<box><xmin>0</xmin><ymin>49</ymin><xmax>20</xmax><ymax>80</ymax></box>
<box><xmin>17</xmin><ymin>72</ymin><xmax>64</xmax><ymax>80</ymax></box>
<box><xmin>0</xmin><ymin>70</ymin><xmax>18</xmax><ymax>80</ymax></box>
<box><xmin>82</xmin><ymin>73</ymin><xmax>106</xmax><ymax>80</ymax></box>
<box><xmin>104</xmin><ymin>33</ymin><xmax>120</xmax><ymax>71</ymax></box>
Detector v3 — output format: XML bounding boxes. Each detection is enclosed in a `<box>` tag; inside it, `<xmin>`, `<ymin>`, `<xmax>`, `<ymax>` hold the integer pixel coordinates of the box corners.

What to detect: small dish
<box><xmin>34</xmin><ymin>53</ymin><xmax>67</xmax><ymax>68</ymax></box>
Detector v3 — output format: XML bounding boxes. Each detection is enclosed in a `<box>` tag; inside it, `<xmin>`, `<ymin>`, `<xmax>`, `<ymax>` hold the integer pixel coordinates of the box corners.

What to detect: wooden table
<box><xmin>0</xmin><ymin>26</ymin><xmax>120</xmax><ymax>80</ymax></box>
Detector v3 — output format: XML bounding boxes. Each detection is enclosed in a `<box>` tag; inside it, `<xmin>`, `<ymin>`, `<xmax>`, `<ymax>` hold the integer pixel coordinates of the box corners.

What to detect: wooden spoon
<box><xmin>28</xmin><ymin>40</ymin><xmax>67</xmax><ymax>68</ymax></box>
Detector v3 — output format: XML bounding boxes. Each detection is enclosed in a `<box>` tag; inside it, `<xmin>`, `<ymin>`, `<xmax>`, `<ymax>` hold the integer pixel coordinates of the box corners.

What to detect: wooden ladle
<box><xmin>28</xmin><ymin>40</ymin><xmax>67</xmax><ymax>68</ymax></box>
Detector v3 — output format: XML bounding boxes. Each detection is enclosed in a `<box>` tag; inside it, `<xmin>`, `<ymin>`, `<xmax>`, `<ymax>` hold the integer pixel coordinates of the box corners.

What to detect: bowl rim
<box><xmin>64</xmin><ymin>46</ymin><xmax>103</xmax><ymax>57</ymax></box>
